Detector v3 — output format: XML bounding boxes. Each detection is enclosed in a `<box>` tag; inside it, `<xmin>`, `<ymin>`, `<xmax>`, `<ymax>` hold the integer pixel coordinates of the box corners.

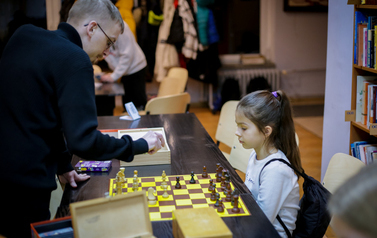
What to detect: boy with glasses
<box><xmin>0</xmin><ymin>1</ymin><xmax>164</xmax><ymax>237</ymax></box>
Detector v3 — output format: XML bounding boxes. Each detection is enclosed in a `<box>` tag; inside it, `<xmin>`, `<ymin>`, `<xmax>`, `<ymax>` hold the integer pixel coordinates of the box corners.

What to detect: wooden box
<box><xmin>172</xmin><ymin>207</ymin><xmax>233</xmax><ymax>238</ymax></box>
<box><xmin>30</xmin><ymin>216</ymin><xmax>73</xmax><ymax>238</ymax></box>
<box><xmin>101</xmin><ymin>127</ymin><xmax>171</xmax><ymax>167</ymax></box>
<box><xmin>70</xmin><ymin>191</ymin><xmax>155</xmax><ymax>238</ymax></box>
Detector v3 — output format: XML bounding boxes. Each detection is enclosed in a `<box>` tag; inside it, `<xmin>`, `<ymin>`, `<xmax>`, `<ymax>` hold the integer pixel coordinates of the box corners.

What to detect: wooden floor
<box><xmin>113</xmin><ymin>97</ymin><xmax>336</xmax><ymax>238</ymax></box>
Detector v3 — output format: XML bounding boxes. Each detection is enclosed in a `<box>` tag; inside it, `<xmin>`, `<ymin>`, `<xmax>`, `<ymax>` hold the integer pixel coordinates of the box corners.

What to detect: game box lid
<box><xmin>101</xmin><ymin>127</ymin><xmax>171</xmax><ymax>167</ymax></box>
<box><xmin>172</xmin><ymin>207</ymin><xmax>233</xmax><ymax>238</ymax></box>
<box><xmin>70</xmin><ymin>191</ymin><xmax>155</xmax><ymax>238</ymax></box>
<box><xmin>74</xmin><ymin>160</ymin><xmax>112</xmax><ymax>172</ymax></box>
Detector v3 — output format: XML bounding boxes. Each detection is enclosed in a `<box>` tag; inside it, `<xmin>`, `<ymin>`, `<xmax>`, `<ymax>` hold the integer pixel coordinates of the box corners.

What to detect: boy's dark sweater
<box><xmin>0</xmin><ymin>23</ymin><xmax>148</xmax><ymax>190</ymax></box>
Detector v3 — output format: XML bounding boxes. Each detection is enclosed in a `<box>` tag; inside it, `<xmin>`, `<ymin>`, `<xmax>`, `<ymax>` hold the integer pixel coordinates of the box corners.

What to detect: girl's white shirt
<box><xmin>244</xmin><ymin>150</ymin><xmax>300</xmax><ymax>238</ymax></box>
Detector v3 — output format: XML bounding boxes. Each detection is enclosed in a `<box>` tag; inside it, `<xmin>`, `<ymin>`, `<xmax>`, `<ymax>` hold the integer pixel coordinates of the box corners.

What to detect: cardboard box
<box><xmin>70</xmin><ymin>191</ymin><xmax>155</xmax><ymax>238</ymax></box>
<box><xmin>31</xmin><ymin>216</ymin><xmax>73</xmax><ymax>238</ymax></box>
<box><xmin>172</xmin><ymin>207</ymin><xmax>233</xmax><ymax>238</ymax></box>
<box><xmin>75</xmin><ymin>160</ymin><xmax>112</xmax><ymax>172</ymax></box>
<box><xmin>101</xmin><ymin>127</ymin><xmax>171</xmax><ymax>167</ymax></box>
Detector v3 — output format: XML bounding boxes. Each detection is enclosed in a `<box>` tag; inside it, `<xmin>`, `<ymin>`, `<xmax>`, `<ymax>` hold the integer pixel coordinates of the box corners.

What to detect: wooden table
<box><xmin>56</xmin><ymin>113</ymin><xmax>279</xmax><ymax>237</ymax></box>
<box><xmin>94</xmin><ymin>82</ymin><xmax>124</xmax><ymax>116</ymax></box>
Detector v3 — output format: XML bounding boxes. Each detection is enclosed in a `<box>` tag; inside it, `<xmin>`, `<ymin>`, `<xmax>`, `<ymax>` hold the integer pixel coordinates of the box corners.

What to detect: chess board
<box><xmin>109</xmin><ymin>173</ymin><xmax>251</xmax><ymax>221</ymax></box>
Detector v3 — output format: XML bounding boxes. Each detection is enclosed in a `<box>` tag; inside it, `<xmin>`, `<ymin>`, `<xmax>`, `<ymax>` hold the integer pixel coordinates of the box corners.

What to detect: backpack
<box><xmin>259</xmin><ymin>159</ymin><xmax>331</xmax><ymax>238</ymax></box>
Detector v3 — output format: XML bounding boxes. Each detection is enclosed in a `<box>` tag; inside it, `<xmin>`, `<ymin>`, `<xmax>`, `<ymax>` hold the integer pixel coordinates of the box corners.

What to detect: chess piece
<box><xmin>231</xmin><ymin>188</ymin><xmax>240</xmax><ymax>206</ymax></box>
<box><xmin>147</xmin><ymin>187</ymin><xmax>157</xmax><ymax>205</ymax></box>
<box><xmin>175</xmin><ymin>176</ymin><xmax>181</xmax><ymax>189</ymax></box>
<box><xmin>208</xmin><ymin>179</ymin><xmax>214</xmax><ymax>191</ymax></box>
<box><xmin>162</xmin><ymin>188</ymin><xmax>169</xmax><ymax>198</ymax></box>
<box><xmin>214</xmin><ymin>193</ymin><xmax>220</xmax><ymax>207</ymax></box>
<box><xmin>211</xmin><ymin>189</ymin><xmax>217</xmax><ymax>201</ymax></box>
<box><xmin>216</xmin><ymin>164</ymin><xmax>223</xmax><ymax>182</ymax></box>
<box><xmin>217</xmin><ymin>199</ymin><xmax>224</xmax><ymax>213</ymax></box>
<box><xmin>190</xmin><ymin>171</ymin><xmax>196</xmax><ymax>184</ymax></box>
<box><xmin>116</xmin><ymin>180</ymin><xmax>123</xmax><ymax>195</ymax></box>
<box><xmin>202</xmin><ymin>166</ymin><xmax>208</xmax><ymax>178</ymax></box>
<box><xmin>116</xmin><ymin>167</ymin><xmax>126</xmax><ymax>184</ymax></box>
<box><xmin>161</xmin><ymin>170</ymin><xmax>168</xmax><ymax>189</ymax></box>
<box><xmin>232</xmin><ymin>194</ymin><xmax>240</xmax><ymax>213</ymax></box>
<box><xmin>132</xmin><ymin>176</ymin><xmax>139</xmax><ymax>191</ymax></box>
<box><xmin>221</xmin><ymin>176</ymin><xmax>226</xmax><ymax>191</ymax></box>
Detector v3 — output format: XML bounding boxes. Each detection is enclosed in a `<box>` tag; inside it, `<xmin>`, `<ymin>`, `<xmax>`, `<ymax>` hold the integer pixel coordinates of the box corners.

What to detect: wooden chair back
<box><xmin>145</xmin><ymin>92</ymin><xmax>191</xmax><ymax>115</ymax></box>
<box><xmin>322</xmin><ymin>153</ymin><xmax>365</xmax><ymax>194</ymax></box>
<box><xmin>157</xmin><ymin>67</ymin><xmax>188</xmax><ymax>98</ymax></box>
<box><xmin>215</xmin><ymin>100</ymin><xmax>239</xmax><ymax>148</ymax></box>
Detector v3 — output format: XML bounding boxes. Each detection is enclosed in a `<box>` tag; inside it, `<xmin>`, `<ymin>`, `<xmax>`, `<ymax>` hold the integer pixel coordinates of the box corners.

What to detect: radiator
<box><xmin>209</xmin><ymin>67</ymin><xmax>281</xmax><ymax>110</ymax></box>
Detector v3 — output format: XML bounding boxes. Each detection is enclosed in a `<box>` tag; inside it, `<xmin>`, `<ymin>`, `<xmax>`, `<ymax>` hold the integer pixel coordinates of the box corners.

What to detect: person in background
<box><xmin>100</xmin><ymin>20</ymin><xmax>147</xmax><ymax>110</ymax></box>
<box><xmin>0</xmin><ymin>1</ymin><xmax>164</xmax><ymax>237</ymax></box>
<box><xmin>236</xmin><ymin>90</ymin><xmax>303</xmax><ymax>237</ymax></box>
<box><xmin>328</xmin><ymin>162</ymin><xmax>377</xmax><ymax>238</ymax></box>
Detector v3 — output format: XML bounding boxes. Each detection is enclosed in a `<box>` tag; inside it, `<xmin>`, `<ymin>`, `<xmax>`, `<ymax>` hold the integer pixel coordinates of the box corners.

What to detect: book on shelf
<box><xmin>364</xmin><ymin>27</ymin><xmax>368</xmax><ymax>67</ymax></box>
<box><xmin>367</xmin><ymin>84</ymin><xmax>377</xmax><ymax>128</ymax></box>
<box><xmin>355</xmin><ymin>11</ymin><xmax>367</xmax><ymax>65</ymax></box>
<box><xmin>358</xmin><ymin>23</ymin><xmax>368</xmax><ymax>66</ymax></box>
<box><xmin>356</xmin><ymin>76</ymin><xmax>377</xmax><ymax>123</ymax></box>
<box><xmin>362</xmin><ymin>81</ymin><xmax>370</xmax><ymax>124</ymax></box>
<box><xmin>368</xmin><ymin>29</ymin><xmax>375</xmax><ymax>68</ymax></box>
<box><xmin>351</xmin><ymin>141</ymin><xmax>368</xmax><ymax>159</ymax></box>
<box><xmin>351</xmin><ymin>141</ymin><xmax>377</xmax><ymax>164</ymax></box>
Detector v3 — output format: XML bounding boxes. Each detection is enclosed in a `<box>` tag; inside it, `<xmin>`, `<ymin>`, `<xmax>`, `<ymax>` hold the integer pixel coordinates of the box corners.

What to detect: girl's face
<box><xmin>235</xmin><ymin>110</ymin><xmax>266</xmax><ymax>152</ymax></box>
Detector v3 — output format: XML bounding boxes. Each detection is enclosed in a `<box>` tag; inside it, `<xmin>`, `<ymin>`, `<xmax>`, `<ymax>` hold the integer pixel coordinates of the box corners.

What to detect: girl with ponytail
<box><xmin>235</xmin><ymin>90</ymin><xmax>303</xmax><ymax>238</ymax></box>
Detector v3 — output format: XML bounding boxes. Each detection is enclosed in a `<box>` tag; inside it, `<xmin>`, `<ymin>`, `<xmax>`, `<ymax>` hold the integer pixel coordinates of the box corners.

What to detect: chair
<box><xmin>322</xmin><ymin>152</ymin><xmax>365</xmax><ymax>194</ymax></box>
<box><xmin>49</xmin><ymin>176</ymin><xmax>64</xmax><ymax>220</ymax></box>
<box><xmin>215</xmin><ymin>100</ymin><xmax>240</xmax><ymax>159</ymax></box>
<box><xmin>157</xmin><ymin>67</ymin><xmax>188</xmax><ymax>97</ymax></box>
<box><xmin>144</xmin><ymin>92</ymin><xmax>191</xmax><ymax>115</ymax></box>
<box><xmin>167</xmin><ymin>67</ymin><xmax>188</xmax><ymax>80</ymax></box>
<box><xmin>229</xmin><ymin>132</ymin><xmax>300</xmax><ymax>179</ymax></box>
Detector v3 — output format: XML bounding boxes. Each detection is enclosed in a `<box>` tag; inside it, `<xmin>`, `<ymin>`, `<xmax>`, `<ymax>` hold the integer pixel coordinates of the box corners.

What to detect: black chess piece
<box><xmin>190</xmin><ymin>171</ymin><xmax>196</xmax><ymax>184</ymax></box>
<box><xmin>175</xmin><ymin>176</ymin><xmax>181</xmax><ymax>189</ymax></box>
<box><xmin>232</xmin><ymin>194</ymin><xmax>240</xmax><ymax>213</ymax></box>
<box><xmin>208</xmin><ymin>179</ymin><xmax>214</xmax><ymax>191</ymax></box>
<box><xmin>214</xmin><ymin>193</ymin><xmax>220</xmax><ymax>207</ymax></box>
<box><xmin>217</xmin><ymin>199</ymin><xmax>224</xmax><ymax>213</ymax></box>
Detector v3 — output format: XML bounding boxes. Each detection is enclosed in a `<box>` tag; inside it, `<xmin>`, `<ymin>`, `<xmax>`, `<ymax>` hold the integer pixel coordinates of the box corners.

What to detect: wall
<box><xmin>321</xmin><ymin>1</ymin><xmax>353</xmax><ymax>180</ymax></box>
<box><xmin>260</xmin><ymin>0</ymin><xmax>328</xmax><ymax>98</ymax></box>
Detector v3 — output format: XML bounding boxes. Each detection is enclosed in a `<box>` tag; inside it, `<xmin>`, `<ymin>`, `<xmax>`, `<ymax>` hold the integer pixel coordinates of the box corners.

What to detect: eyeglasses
<box><xmin>84</xmin><ymin>23</ymin><xmax>115</xmax><ymax>50</ymax></box>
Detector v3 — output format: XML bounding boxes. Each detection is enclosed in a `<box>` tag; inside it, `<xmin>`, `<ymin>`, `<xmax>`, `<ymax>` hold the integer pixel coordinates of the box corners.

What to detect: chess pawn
<box><xmin>190</xmin><ymin>171</ymin><xmax>196</xmax><ymax>184</ymax></box>
<box><xmin>217</xmin><ymin>199</ymin><xmax>224</xmax><ymax>213</ymax></box>
<box><xmin>175</xmin><ymin>176</ymin><xmax>181</xmax><ymax>189</ymax></box>
<box><xmin>202</xmin><ymin>166</ymin><xmax>208</xmax><ymax>178</ymax></box>
<box><xmin>147</xmin><ymin>187</ymin><xmax>157</xmax><ymax>205</ymax></box>
<box><xmin>211</xmin><ymin>189</ymin><xmax>217</xmax><ymax>201</ymax></box>
<box><xmin>208</xmin><ymin>179</ymin><xmax>214</xmax><ymax>191</ymax></box>
<box><xmin>214</xmin><ymin>193</ymin><xmax>220</xmax><ymax>207</ymax></box>
<box><xmin>162</xmin><ymin>188</ymin><xmax>169</xmax><ymax>198</ymax></box>
<box><xmin>221</xmin><ymin>176</ymin><xmax>226</xmax><ymax>191</ymax></box>
<box><xmin>132</xmin><ymin>176</ymin><xmax>139</xmax><ymax>191</ymax></box>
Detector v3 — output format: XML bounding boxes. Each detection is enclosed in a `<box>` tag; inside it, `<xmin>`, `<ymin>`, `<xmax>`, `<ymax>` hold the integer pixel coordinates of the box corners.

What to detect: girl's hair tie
<box><xmin>272</xmin><ymin>91</ymin><xmax>278</xmax><ymax>98</ymax></box>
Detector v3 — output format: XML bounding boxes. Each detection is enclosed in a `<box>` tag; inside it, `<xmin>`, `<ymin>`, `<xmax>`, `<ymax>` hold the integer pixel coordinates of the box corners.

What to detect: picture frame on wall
<box><xmin>284</xmin><ymin>0</ymin><xmax>328</xmax><ymax>12</ymax></box>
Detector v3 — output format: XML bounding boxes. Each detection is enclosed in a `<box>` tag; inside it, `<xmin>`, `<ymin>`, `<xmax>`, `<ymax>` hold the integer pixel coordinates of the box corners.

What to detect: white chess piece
<box><xmin>148</xmin><ymin>187</ymin><xmax>157</xmax><ymax>205</ymax></box>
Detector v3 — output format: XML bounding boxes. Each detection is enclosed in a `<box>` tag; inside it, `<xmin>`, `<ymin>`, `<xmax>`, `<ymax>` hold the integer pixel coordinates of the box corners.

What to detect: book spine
<box><xmin>368</xmin><ymin>29</ymin><xmax>372</xmax><ymax>68</ymax></box>
<box><xmin>363</xmin><ymin>28</ymin><xmax>368</xmax><ymax>67</ymax></box>
<box><xmin>362</xmin><ymin>81</ymin><xmax>370</xmax><ymax>125</ymax></box>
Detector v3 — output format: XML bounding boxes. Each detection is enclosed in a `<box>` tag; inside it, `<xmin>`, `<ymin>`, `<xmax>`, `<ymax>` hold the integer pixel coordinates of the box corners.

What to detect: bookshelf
<box><xmin>350</xmin><ymin>4</ymin><xmax>377</xmax><ymax>154</ymax></box>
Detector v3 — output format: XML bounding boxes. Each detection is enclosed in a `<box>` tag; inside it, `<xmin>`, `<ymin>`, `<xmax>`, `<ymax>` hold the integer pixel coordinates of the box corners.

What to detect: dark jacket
<box><xmin>0</xmin><ymin>23</ymin><xmax>148</xmax><ymax>190</ymax></box>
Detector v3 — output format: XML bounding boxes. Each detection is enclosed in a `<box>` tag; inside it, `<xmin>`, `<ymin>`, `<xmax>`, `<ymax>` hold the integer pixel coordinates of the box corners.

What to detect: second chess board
<box><xmin>109</xmin><ymin>173</ymin><xmax>251</xmax><ymax>221</ymax></box>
